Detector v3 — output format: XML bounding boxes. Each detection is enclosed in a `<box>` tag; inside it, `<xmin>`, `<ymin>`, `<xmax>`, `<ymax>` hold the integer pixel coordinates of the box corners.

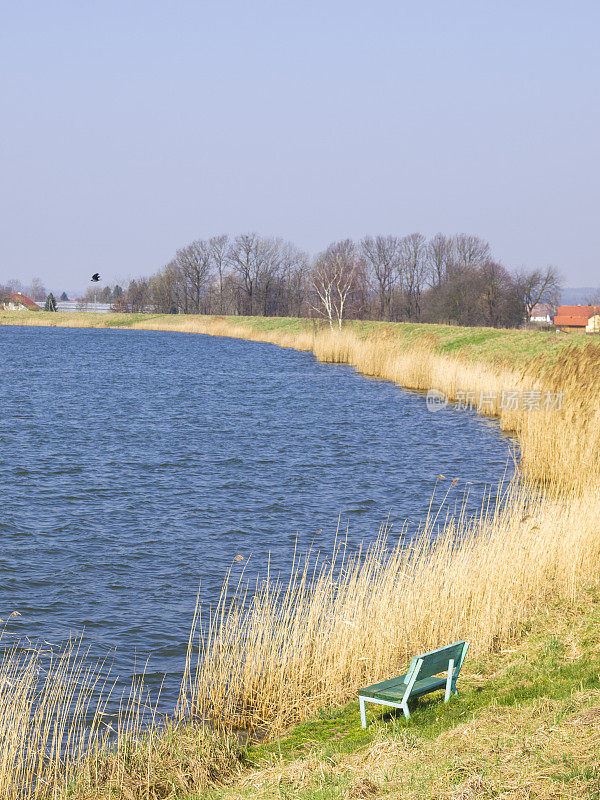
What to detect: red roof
<box><xmin>3</xmin><ymin>292</ymin><xmax>40</xmax><ymax>309</ymax></box>
<box><xmin>554</xmin><ymin>305</ymin><xmax>599</xmax><ymax>327</ymax></box>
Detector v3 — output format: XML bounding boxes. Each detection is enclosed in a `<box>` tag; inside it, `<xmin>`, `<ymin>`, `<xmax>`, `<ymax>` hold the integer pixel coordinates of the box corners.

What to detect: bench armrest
<box><xmin>454</xmin><ymin>641</ymin><xmax>470</xmax><ymax>678</ymax></box>
<box><xmin>401</xmin><ymin>658</ymin><xmax>423</xmax><ymax>705</ymax></box>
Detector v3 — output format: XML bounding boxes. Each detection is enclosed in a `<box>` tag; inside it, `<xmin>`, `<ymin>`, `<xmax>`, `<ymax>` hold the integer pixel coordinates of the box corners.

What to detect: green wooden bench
<box><xmin>358</xmin><ymin>640</ymin><xmax>469</xmax><ymax>727</ymax></box>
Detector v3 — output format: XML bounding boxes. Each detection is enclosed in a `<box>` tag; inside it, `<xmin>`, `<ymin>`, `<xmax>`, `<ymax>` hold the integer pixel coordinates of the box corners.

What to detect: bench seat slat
<box><xmin>366</xmin><ymin>676</ymin><xmax>447</xmax><ymax>703</ymax></box>
<box><xmin>358</xmin><ymin>674</ymin><xmax>409</xmax><ymax>698</ymax></box>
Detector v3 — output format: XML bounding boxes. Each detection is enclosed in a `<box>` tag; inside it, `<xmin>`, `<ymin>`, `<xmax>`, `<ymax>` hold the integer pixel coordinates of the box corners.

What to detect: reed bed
<box><xmin>1</xmin><ymin>314</ymin><xmax>599</xmax><ymax>796</ymax></box>
<box><xmin>181</xmin><ymin>478</ymin><xmax>600</xmax><ymax>733</ymax></box>
<box><xmin>0</xmin><ymin>633</ymin><xmax>241</xmax><ymax>798</ymax></box>
<box><xmin>0</xmin><ymin>632</ymin><xmax>113</xmax><ymax>798</ymax></box>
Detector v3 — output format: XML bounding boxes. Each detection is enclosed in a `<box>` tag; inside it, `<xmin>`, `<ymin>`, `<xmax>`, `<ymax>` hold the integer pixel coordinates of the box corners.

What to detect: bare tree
<box><xmin>4</xmin><ymin>277</ymin><xmax>46</xmax><ymax>300</ymax></box>
<box><xmin>311</xmin><ymin>239</ymin><xmax>362</xmax><ymax>331</ymax></box>
<box><xmin>150</xmin><ymin>261</ymin><xmax>183</xmax><ymax>313</ymax></box>
<box><xmin>28</xmin><ymin>277</ymin><xmax>47</xmax><ymax>301</ymax></box>
<box><xmin>478</xmin><ymin>260</ymin><xmax>512</xmax><ymax>327</ymax></box>
<box><xmin>175</xmin><ymin>240</ymin><xmax>212</xmax><ymax>314</ymax></box>
<box><xmin>126</xmin><ymin>278</ymin><xmax>151</xmax><ymax>312</ymax></box>
<box><xmin>228</xmin><ymin>234</ymin><xmax>287</xmax><ymax>316</ymax></box>
<box><xmin>399</xmin><ymin>233</ymin><xmax>428</xmax><ymax>320</ymax></box>
<box><xmin>228</xmin><ymin>233</ymin><xmax>260</xmax><ymax>315</ymax></box>
<box><xmin>256</xmin><ymin>238</ymin><xmax>284</xmax><ymax>316</ymax></box>
<box><xmin>208</xmin><ymin>235</ymin><xmax>229</xmax><ymax>314</ymax></box>
<box><xmin>515</xmin><ymin>265</ymin><xmax>562</xmax><ymax>320</ymax></box>
<box><xmin>310</xmin><ymin>255</ymin><xmax>336</xmax><ymax>332</ymax></box>
<box><xmin>454</xmin><ymin>234</ymin><xmax>491</xmax><ymax>268</ymax></box>
<box><xmin>4</xmin><ymin>279</ymin><xmax>24</xmax><ymax>294</ymax></box>
<box><xmin>361</xmin><ymin>235</ymin><xmax>401</xmax><ymax>320</ymax></box>
<box><xmin>278</xmin><ymin>243</ymin><xmax>309</xmax><ymax>317</ymax></box>
<box><xmin>424</xmin><ymin>263</ymin><xmax>483</xmax><ymax>326</ymax></box>
<box><xmin>427</xmin><ymin>233</ymin><xmax>455</xmax><ymax>287</ymax></box>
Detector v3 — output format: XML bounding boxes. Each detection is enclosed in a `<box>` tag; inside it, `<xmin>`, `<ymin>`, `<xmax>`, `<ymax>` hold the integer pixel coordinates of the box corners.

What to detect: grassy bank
<box><xmin>0</xmin><ymin>310</ymin><xmax>592</xmax><ymax>367</ymax></box>
<box><xmin>215</xmin><ymin>591</ymin><xmax>600</xmax><ymax>800</ymax></box>
<box><xmin>1</xmin><ymin>312</ymin><xmax>599</xmax><ymax>798</ymax></box>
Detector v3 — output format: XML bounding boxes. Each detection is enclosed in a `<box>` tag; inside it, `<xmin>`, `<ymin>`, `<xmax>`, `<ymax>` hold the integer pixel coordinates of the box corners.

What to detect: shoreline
<box><xmin>0</xmin><ymin>310</ymin><xmax>590</xmax><ymax>368</ymax></box>
<box><xmin>2</xmin><ymin>312</ymin><xmax>599</xmax><ymax>797</ymax></box>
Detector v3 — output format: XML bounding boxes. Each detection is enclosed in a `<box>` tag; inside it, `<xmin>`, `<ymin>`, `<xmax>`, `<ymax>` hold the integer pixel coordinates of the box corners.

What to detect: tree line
<box><xmin>110</xmin><ymin>232</ymin><xmax>561</xmax><ymax>329</ymax></box>
<box><xmin>2</xmin><ymin>232</ymin><xmax>562</xmax><ymax>328</ymax></box>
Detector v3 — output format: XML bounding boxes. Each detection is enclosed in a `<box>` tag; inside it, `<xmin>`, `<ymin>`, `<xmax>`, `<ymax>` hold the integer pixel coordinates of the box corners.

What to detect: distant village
<box><xmin>530</xmin><ymin>303</ymin><xmax>600</xmax><ymax>334</ymax></box>
<box><xmin>1</xmin><ymin>288</ymin><xmax>116</xmax><ymax>315</ymax></box>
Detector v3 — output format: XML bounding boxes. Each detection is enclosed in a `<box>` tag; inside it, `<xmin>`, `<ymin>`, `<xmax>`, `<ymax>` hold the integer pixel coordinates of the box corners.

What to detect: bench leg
<box><xmin>358</xmin><ymin>696</ymin><xmax>407</xmax><ymax>726</ymax></box>
<box><xmin>445</xmin><ymin>659</ymin><xmax>455</xmax><ymax>703</ymax></box>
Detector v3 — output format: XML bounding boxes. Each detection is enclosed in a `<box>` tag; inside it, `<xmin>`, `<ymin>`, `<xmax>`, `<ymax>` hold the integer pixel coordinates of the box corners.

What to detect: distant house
<box><xmin>2</xmin><ymin>292</ymin><xmax>41</xmax><ymax>311</ymax></box>
<box><xmin>553</xmin><ymin>305</ymin><xmax>600</xmax><ymax>333</ymax></box>
<box><xmin>587</xmin><ymin>314</ymin><xmax>600</xmax><ymax>334</ymax></box>
<box><xmin>530</xmin><ymin>303</ymin><xmax>554</xmax><ymax>324</ymax></box>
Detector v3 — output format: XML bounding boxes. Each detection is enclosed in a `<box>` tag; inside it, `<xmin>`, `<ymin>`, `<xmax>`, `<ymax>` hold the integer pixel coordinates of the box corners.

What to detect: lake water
<box><xmin>0</xmin><ymin>325</ymin><xmax>515</xmax><ymax>715</ymax></box>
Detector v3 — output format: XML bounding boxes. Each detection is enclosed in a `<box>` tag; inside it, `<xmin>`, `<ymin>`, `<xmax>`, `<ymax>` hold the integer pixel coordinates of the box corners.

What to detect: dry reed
<box><xmin>0</xmin><ymin>631</ymin><xmax>115</xmax><ymax>798</ymax></box>
<box><xmin>182</xmin><ymin>478</ymin><xmax>600</xmax><ymax>733</ymax></box>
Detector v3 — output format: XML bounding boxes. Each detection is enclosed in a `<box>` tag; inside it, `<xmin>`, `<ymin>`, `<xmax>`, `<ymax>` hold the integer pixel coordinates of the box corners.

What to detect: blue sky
<box><xmin>1</xmin><ymin>0</ymin><xmax>598</xmax><ymax>292</ymax></box>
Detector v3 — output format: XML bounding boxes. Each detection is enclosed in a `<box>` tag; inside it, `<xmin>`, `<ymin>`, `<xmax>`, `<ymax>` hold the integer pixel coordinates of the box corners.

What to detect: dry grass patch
<box><xmin>70</xmin><ymin>723</ymin><xmax>244</xmax><ymax>800</ymax></box>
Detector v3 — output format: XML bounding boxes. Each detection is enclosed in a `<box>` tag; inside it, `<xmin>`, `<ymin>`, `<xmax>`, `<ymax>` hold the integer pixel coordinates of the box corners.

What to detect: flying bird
<box><xmin>91</xmin><ymin>273</ymin><xmax>100</xmax><ymax>282</ymax></box>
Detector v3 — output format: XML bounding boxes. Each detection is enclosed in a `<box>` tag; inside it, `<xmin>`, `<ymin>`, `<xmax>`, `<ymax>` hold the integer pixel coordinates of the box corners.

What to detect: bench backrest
<box><xmin>404</xmin><ymin>641</ymin><xmax>468</xmax><ymax>683</ymax></box>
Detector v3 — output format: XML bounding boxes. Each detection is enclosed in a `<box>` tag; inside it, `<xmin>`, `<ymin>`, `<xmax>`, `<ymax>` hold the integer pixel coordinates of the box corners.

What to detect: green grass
<box><xmin>101</xmin><ymin>313</ymin><xmax>164</xmax><ymax>327</ymax></box>
<box><xmin>342</xmin><ymin>319</ymin><xmax>589</xmax><ymax>366</ymax></box>
<box><xmin>217</xmin><ymin>315</ymin><xmax>319</xmax><ymax>335</ymax></box>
